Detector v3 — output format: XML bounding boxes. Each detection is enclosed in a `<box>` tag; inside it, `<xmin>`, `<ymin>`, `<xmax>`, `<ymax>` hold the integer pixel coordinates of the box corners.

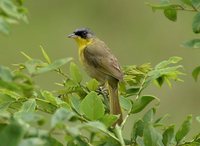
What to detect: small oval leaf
<box><xmin>131</xmin><ymin>95</ymin><xmax>157</xmax><ymax>114</ymax></box>
<box><xmin>182</xmin><ymin>39</ymin><xmax>200</xmax><ymax>49</ymax></box>
<box><xmin>162</xmin><ymin>125</ymin><xmax>175</xmax><ymax>146</ymax></box>
<box><xmin>175</xmin><ymin>115</ymin><xmax>192</xmax><ymax>144</ymax></box>
<box><xmin>80</xmin><ymin>91</ymin><xmax>105</xmax><ymax>120</ymax></box>
<box><xmin>70</xmin><ymin>62</ymin><xmax>82</xmax><ymax>83</ymax></box>
<box><xmin>193</xmin><ymin>12</ymin><xmax>200</xmax><ymax>34</ymax></box>
<box><xmin>164</xmin><ymin>8</ymin><xmax>177</xmax><ymax>22</ymax></box>
<box><xmin>192</xmin><ymin>66</ymin><xmax>200</xmax><ymax>81</ymax></box>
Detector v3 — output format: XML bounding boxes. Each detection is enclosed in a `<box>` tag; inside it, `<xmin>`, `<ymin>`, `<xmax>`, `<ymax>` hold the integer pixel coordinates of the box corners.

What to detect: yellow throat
<box><xmin>74</xmin><ymin>36</ymin><xmax>93</xmax><ymax>56</ymax></box>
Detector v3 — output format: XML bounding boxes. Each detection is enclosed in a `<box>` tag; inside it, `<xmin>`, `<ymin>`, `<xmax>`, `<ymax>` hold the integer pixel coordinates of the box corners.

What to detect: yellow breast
<box><xmin>79</xmin><ymin>45</ymin><xmax>86</xmax><ymax>64</ymax></box>
<box><xmin>74</xmin><ymin>37</ymin><xmax>93</xmax><ymax>64</ymax></box>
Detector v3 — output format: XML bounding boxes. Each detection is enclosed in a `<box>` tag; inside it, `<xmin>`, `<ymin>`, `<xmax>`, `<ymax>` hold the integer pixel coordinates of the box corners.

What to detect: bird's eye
<box><xmin>81</xmin><ymin>31</ymin><xmax>87</xmax><ymax>38</ymax></box>
<box><xmin>83</xmin><ymin>31</ymin><xmax>87</xmax><ymax>35</ymax></box>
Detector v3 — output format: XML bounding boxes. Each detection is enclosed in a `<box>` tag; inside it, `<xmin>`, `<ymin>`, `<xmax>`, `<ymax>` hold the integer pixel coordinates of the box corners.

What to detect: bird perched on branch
<box><xmin>68</xmin><ymin>28</ymin><xmax>123</xmax><ymax>125</ymax></box>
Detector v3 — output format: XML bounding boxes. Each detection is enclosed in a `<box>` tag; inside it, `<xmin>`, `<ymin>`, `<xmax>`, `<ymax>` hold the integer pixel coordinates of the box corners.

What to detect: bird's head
<box><xmin>68</xmin><ymin>28</ymin><xmax>94</xmax><ymax>47</ymax></box>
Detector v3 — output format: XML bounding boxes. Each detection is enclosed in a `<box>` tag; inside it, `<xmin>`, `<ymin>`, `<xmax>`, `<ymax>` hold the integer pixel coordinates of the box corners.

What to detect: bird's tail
<box><xmin>108</xmin><ymin>78</ymin><xmax>123</xmax><ymax>125</ymax></box>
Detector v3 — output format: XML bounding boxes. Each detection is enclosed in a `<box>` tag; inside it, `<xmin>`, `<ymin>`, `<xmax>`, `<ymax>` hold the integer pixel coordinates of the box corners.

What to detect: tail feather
<box><xmin>108</xmin><ymin>78</ymin><xmax>123</xmax><ymax>125</ymax></box>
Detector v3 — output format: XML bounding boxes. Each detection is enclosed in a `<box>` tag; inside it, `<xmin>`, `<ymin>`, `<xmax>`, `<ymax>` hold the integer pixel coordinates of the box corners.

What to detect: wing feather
<box><xmin>83</xmin><ymin>39</ymin><xmax>123</xmax><ymax>81</ymax></box>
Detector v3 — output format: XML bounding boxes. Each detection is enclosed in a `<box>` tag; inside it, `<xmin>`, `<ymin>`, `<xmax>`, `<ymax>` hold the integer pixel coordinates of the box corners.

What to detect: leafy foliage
<box><xmin>147</xmin><ymin>0</ymin><xmax>200</xmax><ymax>82</ymax></box>
<box><xmin>0</xmin><ymin>48</ymin><xmax>199</xmax><ymax>146</ymax></box>
<box><xmin>0</xmin><ymin>1</ymin><xmax>199</xmax><ymax>145</ymax></box>
<box><xmin>0</xmin><ymin>0</ymin><xmax>28</xmax><ymax>35</ymax></box>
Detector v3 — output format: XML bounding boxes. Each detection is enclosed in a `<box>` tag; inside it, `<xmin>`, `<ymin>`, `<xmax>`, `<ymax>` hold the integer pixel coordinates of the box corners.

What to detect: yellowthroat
<box><xmin>68</xmin><ymin>28</ymin><xmax>123</xmax><ymax>125</ymax></box>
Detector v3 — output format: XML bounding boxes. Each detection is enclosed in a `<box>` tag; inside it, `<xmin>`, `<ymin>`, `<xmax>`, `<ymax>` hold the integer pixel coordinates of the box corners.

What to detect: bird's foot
<box><xmin>96</xmin><ymin>86</ymin><xmax>108</xmax><ymax>96</ymax></box>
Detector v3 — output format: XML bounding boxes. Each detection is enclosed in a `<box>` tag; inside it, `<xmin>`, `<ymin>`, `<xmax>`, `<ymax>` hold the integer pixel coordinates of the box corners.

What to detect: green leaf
<box><xmin>131</xmin><ymin>120</ymin><xmax>144</xmax><ymax>142</ymax></box>
<box><xmin>162</xmin><ymin>125</ymin><xmax>175</xmax><ymax>146</ymax></box>
<box><xmin>192</xmin><ymin>0</ymin><xmax>200</xmax><ymax>8</ymax></box>
<box><xmin>0</xmin><ymin>0</ymin><xmax>20</xmax><ymax>19</ymax></box>
<box><xmin>36</xmin><ymin>58</ymin><xmax>72</xmax><ymax>75</ymax></box>
<box><xmin>70</xmin><ymin>62</ymin><xmax>82</xmax><ymax>83</ymax></box>
<box><xmin>19</xmin><ymin>138</ymin><xmax>45</xmax><ymax>146</ymax></box>
<box><xmin>0</xmin><ymin>88</ymin><xmax>22</xmax><ymax>100</ymax></box>
<box><xmin>146</xmin><ymin>56</ymin><xmax>183</xmax><ymax>88</ymax></box>
<box><xmin>119</xmin><ymin>96</ymin><xmax>132</xmax><ymax>111</ymax></box>
<box><xmin>146</xmin><ymin>3</ymin><xmax>179</xmax><ymax>12</ymax></box>
<box><xmin>0</xmin><ymin>66</ymin><xmax>13</xmax><ymax>82</ymax></box>
<box><xmin>143</xmin><ymin>108</ymin><xmax>155</xmax><ymax>123</ymax></box>
<box><xmin>0</xmin><ymin>122</ymin><xmax>25</xmax><ymax>146</ymax></box>
<box><xmin>182</xmin><ymin>39</ymin><xmax>200</xmax><ymax>49</ymax></box>
<box><xmin>175</xmin><ymin>115</ymin><xmax>192</xmax><ymax>144</ymax></box>
<box><xmin>36</xmin><ymin>98</ymin><xmax>57</xmax><ymax>114</ymax></box>
<box><xmin>192</xmin><ymin>66</ymin><xmax>200</xmax><ymax>81</ymax></box>
<box><xmin>146</xmin><ymin>3</ymin><xmax>170</xmax><ymax>11</ymax></box>
<box><xmin>154</xmin><ymin>114</ymin><xmax>169</xmax><ymax>124</ymax></box>
<box><xmin>44</xmin><ymin>137</ymin><xmax>64</xmax><ymax>146</ymax></box>
<box><xmin>80</xmin><ymin>91</ymin><xmax>105</xmax><ymax>120</ymax></box>
<box><xmin>193</xmin><ymin>12</ymin><xmax>200</xmax><ymax>33</ymax></box>
<box><xmin>17</xmin><ymin>0</ymin><xmax>26</xmax><ymax>5</ymax></box>
<box><xmin>136</xmin><ymin>137</ymin><xmax>145</xmax><ymax>146</ymax></box>
<box><xmin>40</xmin><ymin>46</ymin><xmax>51</xmax><ymax>64</ymax></box>
<box><xmin>181</xmin><ymin>0</ymin><xmax>192</xmax><ymax>6</ymax></box>
<box><xmin>125</xmin><ymin>87</ymin><xmax>140</xmax><ymax>97</ymax></box>
<box><xmin>181</xmin><ymin>142</ymin><xmax>200</xmax><ymax>146</ymax></box>
<box><xmin>99</xmin><ymin>114</ymin><xmax>118</xmax><ymax>127</ymax></box>
<box><xmin>196</xmin><ymin>116</ymin><xmax>200</xmax><ymax>123</ymax></box>
<box><xmin>20</xmin><ymin>99</ymin><xmax>36</xmax><ymax>112</ymax></box>
<box><xmin>23</xmin><ymin>59</ymin><xmax>44</xmax><ymax>74</ymax></box>
<box><xmin>164</xmin><ymin>8</ymin><xmax>177</xmax><ymax>21</ymax></box>
<box><xmin>83</xmin><ymin>121</ymin><xmax>110</xmax><ymax>134</ymax></box>
<box><xmin>5</xmin><ymin>17</ymin><xmax>18</xmax><ymax>24</ymax></box>
<box><xmin>70</xmin><ymin>95</ymin><xmax>81</xmax><ymax>114</ymax></box>
<box><xmin>131</xmin><ymin>95</ymin><xmax>157</xmax><ymax>114</ymax></box>
<box><xmin>14</xmin><ymin>112</ymin><xmax>44</xmax><ymax>125</ymax></box>
<box><xmin>143</xmin><ymin>123</ymin><xmax>164</xmax><ymax>146</ymax></box>
<box><xmin>40</xmin><ymin>90</ymin><xmax>61</xmax><ymax>105</ymax></box>
<box><xmin>0</xmin><ymin>102</ymin><xmax>11</xmax><ymax>111</ymax></box>
<box><xmin>66</xmin><ymin>137</ymin><xmax>89</xmax><ymax>146</ymax></box>
<box><xmin>0</xmin><ymin>16</ymin><xmax>10</xmax><ymax>35</ymax></box>
<box><xmin>96</xmin><ymin>137</ymin><xmax>121</xmax><ymax>146</ymax></box>
<box><xmin>160</xmin><ymin>0</ymin><xmax>170</xmax><ymax>4</ymax></box>
<box><xmin>86</xmin><ymin>79</ymin><xmax>99</xmax><ymax>91</ymax></box>
<box><xmin>51</xmin><ymin>108</ymin><xmax>75</xmax><ymax>128</ymax></box>
<box><xmin>155</xmin><ymin>56</ymin><xmax>182</xmax><ymax>69</ymax></box>
<box><xmin>83</xmin><ymin>121</ymin><xmax>120</xmax><ymax>144</ymax></box>
<box><xmin>0</xmin><ymin>111</ymin><xmax>10</xmax><ymax>120</ymax></box>
<box><xmin>20</xmin><ymin>137</ymin><xmax>63</xmax><ymax>146</ymax></box>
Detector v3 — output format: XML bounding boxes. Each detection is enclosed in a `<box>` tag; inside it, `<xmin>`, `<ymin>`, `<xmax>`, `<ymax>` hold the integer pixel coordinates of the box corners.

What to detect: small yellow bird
<box><xmin>68</xmin><ymin>28</ymin><xmax>123</xmax><ymax>125</ymax></box>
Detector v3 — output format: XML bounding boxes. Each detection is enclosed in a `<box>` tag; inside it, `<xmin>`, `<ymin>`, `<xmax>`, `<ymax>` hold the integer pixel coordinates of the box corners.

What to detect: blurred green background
<box><xmin>0</xmin><ymin>0</ymin><xmax>200</xmax><ymax>138</ymax></box>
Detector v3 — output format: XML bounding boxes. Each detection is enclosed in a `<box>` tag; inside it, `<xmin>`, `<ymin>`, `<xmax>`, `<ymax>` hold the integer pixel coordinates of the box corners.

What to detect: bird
<box><xmin>68</xmin><ymin>28</ymin><xmax>123</xmax><ymax>125</ymax></box>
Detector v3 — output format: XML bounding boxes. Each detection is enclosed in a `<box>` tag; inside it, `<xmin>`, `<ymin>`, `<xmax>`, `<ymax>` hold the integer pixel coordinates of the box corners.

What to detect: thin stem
<box><xmin>120</xmin><ymin>112</ymin><xmax>130</xmax><ymax>129</ymax></box>
<box><xmin>55</xmin><ymin>68</ymin><xmax>69</xmax><ymax>78</ymax></box>
<box><xmin>79</xmin><ymin>83</ymin><xmax>90</xmax><ymax>93</ymax></box>
<box><xmin>115</xmin><ymin>125</ymin><xmax>125</xmax><ymax>146</ymax></box>
<box><xmin>176</xmin><ymin>5</ymin><xmax>198</xmax><ymax>12</ymax></box>
<box><xmin>136</xmin><ymin>74</ymin><xmax>148</xmax><ymax>99</ymax></box>
<box><xmin>121</xmin><ymin>74</ymin><xmax>148</xmax><ymax>129</ymax></box>
<box><xmin>191</xmin><ymin>4</ymin><xmax>199</xmax><ymax>12</ymax></box>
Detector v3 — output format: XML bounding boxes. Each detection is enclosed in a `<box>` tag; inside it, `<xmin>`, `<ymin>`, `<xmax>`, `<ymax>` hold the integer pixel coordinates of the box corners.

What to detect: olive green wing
<box><xmin>84</xmin><ymin>39</ymin><xmax>123</xmax><ymax>81</ymax></box>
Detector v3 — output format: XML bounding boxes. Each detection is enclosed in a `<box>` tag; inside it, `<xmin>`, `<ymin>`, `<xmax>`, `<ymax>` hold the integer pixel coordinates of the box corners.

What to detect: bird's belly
<box><xmin>84</xmin><ymin>62</ymin><xmax>107</xmax><ymax>83</ymax></box>
<box><xmin>79</xmin><ymin>47</ymin><xmax>107</xmax><ymax>84</ymax></box>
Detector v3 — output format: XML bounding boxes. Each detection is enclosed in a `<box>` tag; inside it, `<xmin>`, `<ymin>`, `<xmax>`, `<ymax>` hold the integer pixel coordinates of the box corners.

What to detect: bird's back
<box><xmin>81</xmin><ymin>38</ymin><xmax>123</xmax><ymax>83</ymax></box>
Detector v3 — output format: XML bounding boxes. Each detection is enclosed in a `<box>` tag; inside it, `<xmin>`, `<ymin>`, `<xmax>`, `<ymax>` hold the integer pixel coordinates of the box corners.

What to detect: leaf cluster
<box><xmin>147</xmin><ymin>0</ymin><xmax>200</xmax><ymax>81</ymax></box>
<box><xmin>0</xmin><ymin>48</ymin><xmax>199</xmax><ymax>146</ymax></box>
<box><xmin>0</xmin><ymin>0</ymin><xmax>28</xmax><ymax>35</ymax></box>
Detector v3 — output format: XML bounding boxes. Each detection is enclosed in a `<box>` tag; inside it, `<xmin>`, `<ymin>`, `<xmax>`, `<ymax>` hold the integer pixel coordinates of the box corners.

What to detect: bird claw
<box><xmin>96</xmin><ymin>86</ymin><xmax>108</xmax><ymax>96</ymax></box>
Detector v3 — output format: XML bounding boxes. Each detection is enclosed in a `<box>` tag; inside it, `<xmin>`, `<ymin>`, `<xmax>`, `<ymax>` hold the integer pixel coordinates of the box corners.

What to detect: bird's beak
<box><xmin>67</xmin><ymin>33</ymin><xmax>77</xmax><ymax>38</ymax></box>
